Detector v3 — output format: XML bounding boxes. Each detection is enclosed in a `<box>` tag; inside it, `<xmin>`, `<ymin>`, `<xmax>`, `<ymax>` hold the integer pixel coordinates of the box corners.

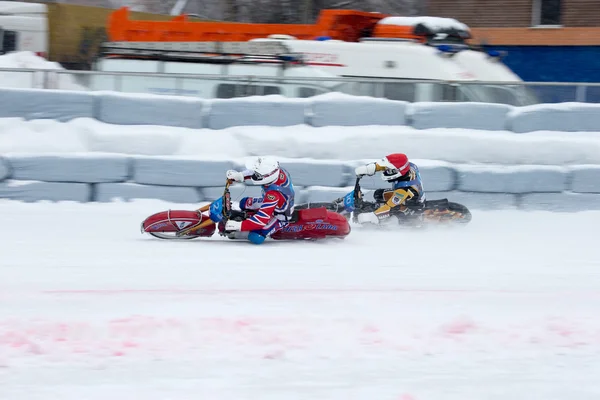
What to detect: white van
<box><xmin>88</xmin><ymin>41</ymin><xmax>348</xmax><ymax>99</ymax></box>
<box><xmin>0</xmin><ymin>2</ymin><xmax>47</xmax><ymax>57</ymax></box>
<box><xmin>244</xmin><ymin>16</ymin><xmax>537</xmax><ymax>105</ymax></box>
<box><xmin>250</xmin><ymin>37</ymin><xmax>537</xmax><ymax>105</ymax></box>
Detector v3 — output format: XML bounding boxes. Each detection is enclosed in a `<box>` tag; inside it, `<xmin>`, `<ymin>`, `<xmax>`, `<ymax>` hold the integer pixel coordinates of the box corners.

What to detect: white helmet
<box><xmin>245</xmin><ymin>156</ymin><xmax>280</xmax><ymax>185</ymax></box>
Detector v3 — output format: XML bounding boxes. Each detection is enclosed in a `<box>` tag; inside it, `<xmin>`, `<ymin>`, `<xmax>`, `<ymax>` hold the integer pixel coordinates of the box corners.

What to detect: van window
<box><xmin>441</xmin><ymin>84</ymin><xmax>459</xmax><ymax>101</ymax></box>
<box><xmin>0</xmin><ymin>30</ymin><xmax>17</xmax><ymax>54</ymax></box>
<box><xmin>383</xmin><ymin>83</ymin><xmax>416</xmax><ymax>102</ymax></box>
<box><xmin>298</xmin><ymin>87</ymin><xmax>318</xmax><ymax>98</ymax></box>
<box><xmin>216</xmin><ymin>83</ymin><xmax>281</xmax><ymax>98</ymax></box>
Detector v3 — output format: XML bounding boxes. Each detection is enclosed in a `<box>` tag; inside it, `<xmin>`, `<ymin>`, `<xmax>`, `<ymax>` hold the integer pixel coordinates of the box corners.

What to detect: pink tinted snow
<box><xmin>1</xmin><ymin>316</ymin><xmax>598</xmax><ymax>362</ymax></box>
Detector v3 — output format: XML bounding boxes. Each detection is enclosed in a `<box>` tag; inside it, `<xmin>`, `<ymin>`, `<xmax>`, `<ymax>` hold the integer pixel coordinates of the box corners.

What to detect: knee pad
<box><xmin>373</xmin><ymin>189</ymin><xmax>386</xmax><ymax>203</ymax></box>
<box><xmin>248</xmin><ymin>231</ymin><xmax>266</xmax><ymax>245</ymax></box>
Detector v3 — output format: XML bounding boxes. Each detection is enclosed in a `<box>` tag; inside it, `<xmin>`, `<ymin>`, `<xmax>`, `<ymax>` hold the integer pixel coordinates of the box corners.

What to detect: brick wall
<box><xmin>427</xmin><ymin>0</ymin><xmax>600</xmax><ymax>44</ymax></box>
<box><xmin>563</xmin><ymin>0</ymin><xmax>600</xmax><ymax>26</ymax></box>
<box><xmin>427</xmin><ymin>0</ymin><xmax>600</xmax><ymax>27</ymax></box>
<box><xmin>426</xmin><ymin>0</ymin><xmax>533</xmax><ymax>27</ymax></box>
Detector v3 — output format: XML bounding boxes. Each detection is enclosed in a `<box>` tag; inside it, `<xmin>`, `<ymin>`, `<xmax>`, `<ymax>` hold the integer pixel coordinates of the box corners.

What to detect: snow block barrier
<box><xmin>456</xmin><ymin>165</ymin><xmax>568</xmax><ymax>193</ymax></box>
<box><xmin>132</xmin><ymin>157</ymin><xmax>234</xmax><ymax>187</ymax></box>
<box><xmin>96</xmin><ymin>92</ymin><xmax>204</xmax><ymax>129</ymax></box>
<box><xmin>309</xmin><ymin>95</ymin><xmax>407</xmax><ymax>127</ymax></box>
<box><xmin>570</xmin><ymin>166</ymin><xmax>600</xmax><ymax>193</ymax></box>
<box><xmin>0</xmin><ymin>88</ymin><xmax>94</xmax><ymax>122</ymax></box>
<box><xmin>0</xmin><ymin>180</ymin><xmax>91</xmax><ymax>202</ymax></box>
<box><xmin>427</xmin><ymin>191</ymin><xmax>519</xmax><ymax>210</ymax></box>
<box><xmin>304</xmin><ymin>186</ymin><xmax>354</xmax><ymax>204</ymax></box>
<box><xmin>281</xmin><ymin>160</ymin><xmax>348</xmax><ymax>187</ymax></box>
<box><xmin>519</xmin><ymin>193</ymin><xmax>600</xmax><ymax>212</ymax></box>
<box><xmin>408</xmin><ymin>102</ymin><xmax>512</xmax><ymax>131</ymax></box>
<box><xmin>95</xmin><ymin>183</ymin><xmax>201</xmax><ymax>203</ymax></box>
<box><xmin>206</xmin><ymin>97</ymin><xmax>308</xmax><ymax>129</ymax></box>
<box><xmin>508</xmin><ymin>103</ymin><xmax>600</xmax><ymax>133</ymax></box>
<box><xmin>5</xmin><ymin>154</ymin><xmax>130</xmax><ymax>183</ymax></box>
<box><xmin>0</xmin><ymin>156</ymin><xmax>9</xmax><ymax>181</ymax></box>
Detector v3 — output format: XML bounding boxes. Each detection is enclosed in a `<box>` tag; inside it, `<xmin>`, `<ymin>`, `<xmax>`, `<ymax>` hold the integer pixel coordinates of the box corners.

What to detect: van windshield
<box><xmin>458</xmin><ymin>84</ymin><xmax>539</xmax><ymax>106</ymax></box>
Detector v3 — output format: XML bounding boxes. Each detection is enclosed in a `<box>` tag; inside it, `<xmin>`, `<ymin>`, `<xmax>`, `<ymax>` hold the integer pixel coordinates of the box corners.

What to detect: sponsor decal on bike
<box><xmin>281</xmin><ymin>223</ymin><xmax>338</xmax><ymax>232</ymax></box>
<box><xmin>177</xmin><ymin>221</ymin><xmax>191</xmax><ymax>229</ymax></box>
<box><xmin>343</xmin><ymin>191</ymin><xmax>355</xmax><ymax>211</ymax></box>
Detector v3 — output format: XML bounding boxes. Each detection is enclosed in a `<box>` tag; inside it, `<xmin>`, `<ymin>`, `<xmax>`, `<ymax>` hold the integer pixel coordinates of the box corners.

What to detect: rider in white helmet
<box><xmin>224</xmin><ymin>156</ymin><xmax>295</xmax><ymax>244</ymax></box>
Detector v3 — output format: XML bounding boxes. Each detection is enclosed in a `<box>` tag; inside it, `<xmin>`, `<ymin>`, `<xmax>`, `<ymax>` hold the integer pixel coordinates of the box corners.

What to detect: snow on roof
<box><xmin>377</xmin><ymin>16</ymin><xmax>470</xmax><ymax>32</ymax></box>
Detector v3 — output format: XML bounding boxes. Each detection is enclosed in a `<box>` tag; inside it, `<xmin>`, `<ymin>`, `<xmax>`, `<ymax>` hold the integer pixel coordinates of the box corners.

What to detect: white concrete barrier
<box><xmin>408</xmin><ymin>102</ymin><xmax>512</xmax><ymax>131</ymax></box>
<box><xmin>97</xmin><ymin>92</ymin><xmax>204</xmax><ymax>129</ymax></box>
<box><xmin>5</xmin><ymin>154</ymin><xmax>130</xmax><ymax>183</ymax></box>
<box><xmin>95</xmin><ymin>183</ymin><xmax>201</xmax><ymax>203</ymax></box>
<box><xmin>132</xmin><ymin>157</ymin><xmax>234</xmax><ymax>187</ymax></box>
<box><xmin>0</xmin><ymin>180</ymin><xmax>91</xmax><ymax>202</ymax></box>
<box><xmin>0</xmin><ymin>88</ymin><xmax>94</xmax><ymax>121</ymax></box>
<box><xmin>456</xmin><ymin>165</ymin><xmax>567</xmax><ymax>193</ymax></box>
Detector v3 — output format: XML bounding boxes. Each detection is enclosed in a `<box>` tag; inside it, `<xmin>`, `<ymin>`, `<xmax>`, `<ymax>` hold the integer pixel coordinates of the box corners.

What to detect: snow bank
<box><xmin>231</xmin><ymin>125</ymin><xmax>600</xmax><ymax>165</ymax></box>
<box><xmin>2</xmin><ymin>117</ymin><xmax>600</xmax><ymax>165</ymax></box>
<box><xmin>0</xmin><ymin>51</ymin><xmax>86</xmax><ymax>90</ymax></box>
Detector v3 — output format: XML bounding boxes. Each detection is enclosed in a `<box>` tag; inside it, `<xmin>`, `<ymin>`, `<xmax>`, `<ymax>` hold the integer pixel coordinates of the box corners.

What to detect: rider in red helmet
<box><xmin>354</xmin><ymin>153</ymin><xmax>425</xmax><ymax>225</ymax></box>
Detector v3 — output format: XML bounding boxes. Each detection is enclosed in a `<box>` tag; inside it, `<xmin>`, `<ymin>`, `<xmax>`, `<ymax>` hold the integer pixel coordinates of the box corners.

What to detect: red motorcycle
<box><xmin>141</xmin><ymin>180</ymin><xmax>351</xmax><ymax>242</ymax></box>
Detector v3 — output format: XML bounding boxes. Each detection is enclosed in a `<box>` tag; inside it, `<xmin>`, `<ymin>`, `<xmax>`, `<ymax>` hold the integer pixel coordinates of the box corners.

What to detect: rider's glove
<box><xmin>357</xmin><ymin>212</ymin><xmax>380</xmax><ymax>225</ymax></box>
<box><xmin>355</xmin><ymin>163</ymin><xmax>377</xmax><ymax>177</ymax></box>
<box><xmin>226</xmin><ymin>170</ymin><xmax>244</xmax><ymax>183</ymax></box>
<box><xmin>225</xmin><ymin>220</ymin><xmax>242</xmax><ymax>231</ymax></box>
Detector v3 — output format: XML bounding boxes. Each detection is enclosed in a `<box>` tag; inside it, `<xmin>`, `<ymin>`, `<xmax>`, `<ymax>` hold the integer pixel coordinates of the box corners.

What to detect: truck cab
<box><xmin>0</xmin><ymin>2</ymin><xmax>48</xmax><ymax>57</ymax></box>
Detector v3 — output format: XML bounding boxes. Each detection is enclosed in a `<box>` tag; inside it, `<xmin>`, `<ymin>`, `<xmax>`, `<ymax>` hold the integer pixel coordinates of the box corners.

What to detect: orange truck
<box><xmin>107</xmin><ymin>7</ymin><xmax>470</xmax><ymax>45</ymax></box>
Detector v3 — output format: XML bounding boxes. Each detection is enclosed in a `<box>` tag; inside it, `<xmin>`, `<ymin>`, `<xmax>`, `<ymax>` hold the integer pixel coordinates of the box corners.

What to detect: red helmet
<box><xmin>378</xmin><ymin>153</ymin><xmax>411</xmax><ymax>182</ymax></box>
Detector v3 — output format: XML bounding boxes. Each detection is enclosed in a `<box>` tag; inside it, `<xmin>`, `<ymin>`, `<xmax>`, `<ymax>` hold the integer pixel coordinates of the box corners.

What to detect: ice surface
<box><xmin>0</xmin><ymin>200</ymin><xmax>599</xmax><ymax>400</ymax></box>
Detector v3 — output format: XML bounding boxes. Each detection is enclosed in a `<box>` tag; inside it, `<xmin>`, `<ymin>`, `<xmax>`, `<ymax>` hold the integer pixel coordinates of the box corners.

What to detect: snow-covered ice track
<box><xmin>1</xmin><ymin>200</ymin><xmax>600</xmax><ymax>400</ymax></box>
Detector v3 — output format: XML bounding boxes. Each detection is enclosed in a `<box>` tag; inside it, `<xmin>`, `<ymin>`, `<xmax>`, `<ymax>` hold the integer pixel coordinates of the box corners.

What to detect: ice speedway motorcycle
<box><xmin>295</xmin><ymin>176</ymin><xmax>472</xmax><ymax>227</ymax></box>
<box><xmin>141</xmin><ymin>180</ymin><xmax>352</xmax><ymax>242</ymax></box>
<box><xmin>141</xmin><ymin>175</ymin><xmax>471</xmax><ymax>242</ymax></box>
